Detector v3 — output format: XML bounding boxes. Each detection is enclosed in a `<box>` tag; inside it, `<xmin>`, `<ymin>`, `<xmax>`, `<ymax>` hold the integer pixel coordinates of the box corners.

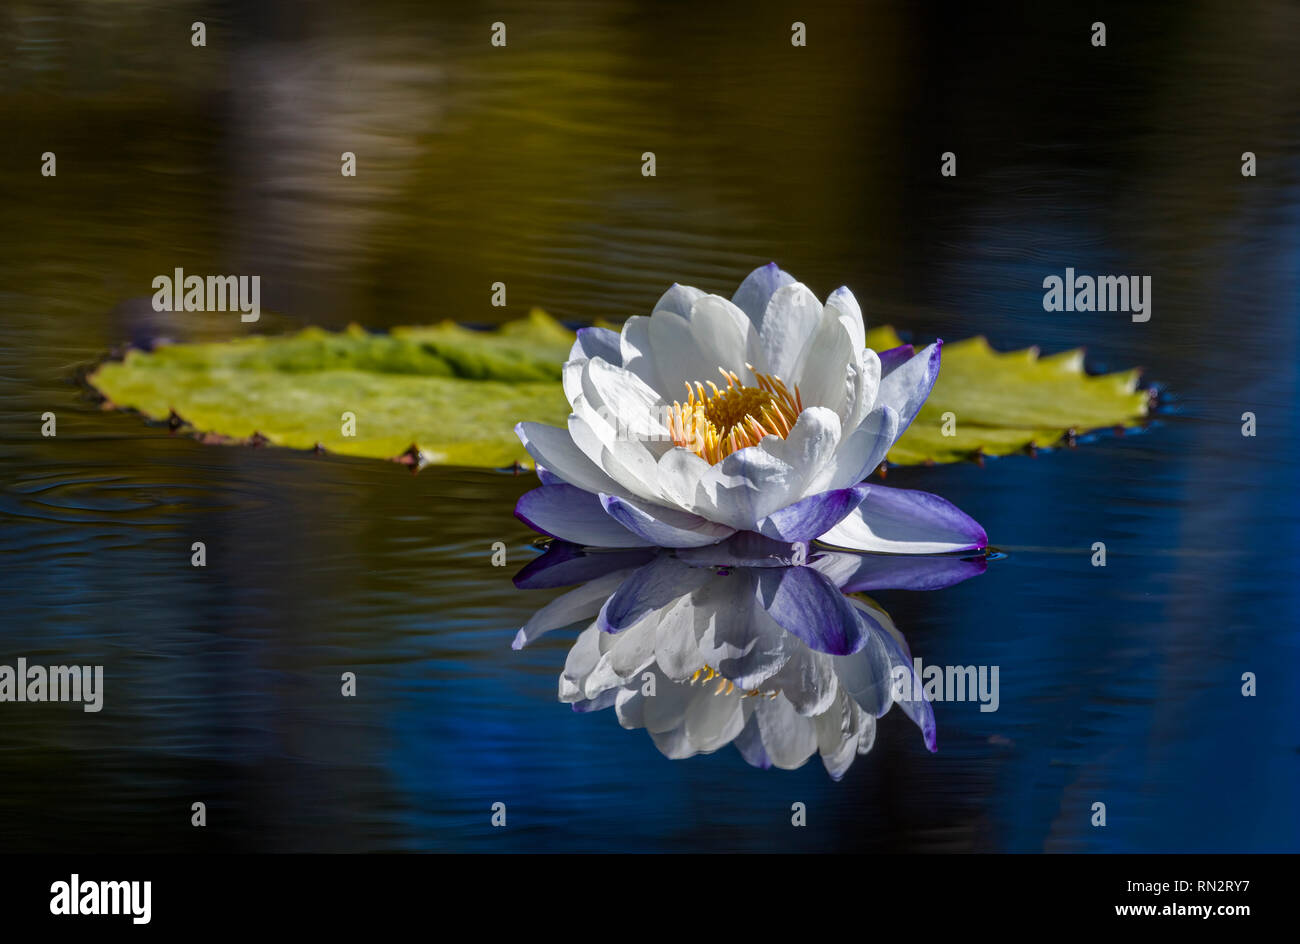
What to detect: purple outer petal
<box><xmin>818</xmin><ymin>484</ymin><xmax>987</xmax><ymax>555</ymax></box>
<box><xmin>731</xmin><ymin>262</ymin><xmax>796</xmax><ymax>327</ymax></box>
<box><xmin>600</xmin><ymin>494</ymin><xmax>735</xmax><ymax>548</ymax></box>
<box><xmin>513</xmin><ymin>543</ymin><xmax>660</xmax><ymax>589</ymax></box>
<box><xmin>515</xmin><ymin>485</ymin><xmax>652</xmax><ymax>548</ymax></box>
<box><xmin>831</xmin><ymin>554</ymin><xmax>987</xmax><ymax>593</ymax></box>
<box><xmin>876</xmin><ymin>625</ymin><xmax>938</xmax><ymax>752</ymax></box>
<box><xmin>877</xmin><ymin>343</ymin><xmax>915</xmax><ymax>375</ymax></box>
<box><xmin>756</xmin><ymin>566</ymin><xmax>867</xmax><ymax>656</ymax></box>
<box><xmin>573</xmin><ymin>326</ymin><xmax>623</xmax><ymax>366</ymax></box>
<box><xmin>832</xmin><ymin>621</ymin><xmax>895</xmax><ymax>716</ymax></box>
<box><xmin>596</xmin><ymin>557</ymin><xmax>702</xmax><ymax>634</ymax></box>
<box><xmin>879</xmin><ymin>340</ymin><xmax>942</xmax><ymax>436</ymax></box>
<box><xmin>535</xmin><ymin>465</ymin><xmax>566</xmax><ymax>487</ymax></box>
<box><xmin>755</xmin><ymin>484</ymin><xmax>871</xmax><ymax>543</ymax></box>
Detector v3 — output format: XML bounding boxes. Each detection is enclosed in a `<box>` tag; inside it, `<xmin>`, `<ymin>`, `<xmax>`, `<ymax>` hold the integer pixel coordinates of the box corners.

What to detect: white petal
<box><xmin>840</xmin><ymin>348</ymin><xmax>882</xmax><ymax>431</ymax></box>
<box><xmin>697</xmin><ymin>443</ymin><xmax>798</xmax><ymax>531</ymax></box>
<box><xmin>565</xmin><ymin>326</ymin><xmax>632</xmax><ymax>404</ymax></box>
<box><xmin>767</xmin><ymin>646</ymin><xmax>839</xmax><ymax>716</ymax></box>
<box><xmin>687</xmin><ymin>294</ymin><xmax>762</xmax><ymax>378</ymax></box>
<box><xmin>562</xmin><ymin>358</ymin><xmax>585</xmax><ymax>407</ymax></box>
<box><xmin>790</xmin><ymin>316</ymin><xmax>854</xmax><ymax>416</ymax></box>
<box><xmin>829</xmin><ymin>627</ymin><xmax>895</xmax><ymax>717</ymax></box>
<box><xmin>732</xmin><ymin>262</ymin><xmax>796</xmax><ymax>328</ymax></box>
<box><xmin>567</xmin><ymin>402</ymin><xmax>664</xmax><ymax>504</ymax></box>
<box><xmin>514</xmin><ymin>569</ymin><xmax>634</xmax><ymax>649</ymax></box>
<box><xmin>758</xmin><ymin>283</ymin><xmax>823</xmax><ymax>383</ymax></box>
<box><xmin>615</xmin><ymin>685</ymin><xmax>647</xmax><ymax>729</ymax></box>
<box><xmin>805</xmin><ymin>404</ymin><xmax>897</xmax><ymax>493</ymax></box>
<box><xmin>642</xmin><ymin>675</ymin><xmax>695</xmax><ymax>734</ymax></box>
<box><xmin>756</xmin><ymin>405</ymin><xmax>841</xmax><ymax>501</ymax></box>
<box><xmin>855</xmin><ymin>708</ymin><xmax>877</xmax><ymax>755</ymax></box>
<box><xmin>618</xmin><ymin>315</ymin><xmax>663</xmax><ymax>394</ymax></box>
<box><xmin>684</xmin><ymin>689</ymin><xmax>745</xmax><ymax>753</ymax></box>
<box><xmin>695</xmin><ymin>407</ymin><xmax>842</xmax><ymax>530</ymax></box>
<box><xmin>650</xmin><ymin>718</ymin><xmax>700</xmax><ymax>759</ymax></box>
<box><xmin>560</xmin><ymin>626</ymin><xmax>604</xmax><ymax>702</ymax></box>
<box><xmin>653</xmin><ymin>596</ymin><xmax>705</xmax><ymax>682</ymax></box>
<box><xmin>516</xmin><ymin>421</ymin><xmax>626</xmax><ymax>497</ymax></box>
<box><xmin>825</xmin><ymin>286</ymin><xmax>866</xmax><ymax>352</ymax></box>
<box><xmin>655</xmin><ymin>446</ymin><xmax>713</xmax><ymax>512</ymax></box>
<box><xmin>647</xmin><ymin>302</ymin><xmax>752</xmax><ymax>401</ymax></box>
<box><xmin>754</xmin><ymin>696</ymin><xmax>819</xmax><ymax>769</ymax></box>
<box><xmin>692</xmin><ymin>573</ymin><xmax>795</xmax><ymax>690</ymax></box>
<box><xmin>585</xmin><ymin>621</ymin><xmax>657</xmax><ymax>698</ymax></box>
<box><xmin>815</xmin><ymin>688</ymin><xmax>862</xmax><ymax>780</ymax></box>
<box><xmin>580</xmin><ymin>357</ymin><xmax>668</xmax><ymax>441</ymax></box>
<box><xmin>653</xmin><ymin>282</ymin><xmax>705</xmax><ymax>318</ymax></box>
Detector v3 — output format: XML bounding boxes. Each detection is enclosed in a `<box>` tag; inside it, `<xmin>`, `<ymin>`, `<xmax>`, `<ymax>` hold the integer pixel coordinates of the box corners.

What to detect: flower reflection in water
<box><xmin>513</xmin><ymin>534</ymin><xmax>986</xmax><ymax>779</ymax></box>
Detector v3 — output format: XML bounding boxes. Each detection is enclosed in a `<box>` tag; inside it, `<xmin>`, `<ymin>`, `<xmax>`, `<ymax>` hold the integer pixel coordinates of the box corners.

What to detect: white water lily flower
<box><xmin>576</xmin><ymin>655</ymin><xmax>880</xmax><ymax>779</ymax></box>
<box><xmin>515</xmin><ymin>264</ymin><xmax>986</xmax><ymax>553</ymax></box>
<box><xmin>557</xmin><ymin>577</ymin><xmax>932</xmax><ymax>781</ymax></box>
<box><xmin>513</xmin><ymin>537</ymin><xmax>989</xmax><ymax>777</ymax></box>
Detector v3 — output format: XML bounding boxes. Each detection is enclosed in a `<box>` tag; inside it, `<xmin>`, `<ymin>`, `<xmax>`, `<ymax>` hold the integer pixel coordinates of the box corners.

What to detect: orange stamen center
<box><xmin>666</xmin><ymin>366</ymin><xmax>803</xmax><ymax>464</ymax></box>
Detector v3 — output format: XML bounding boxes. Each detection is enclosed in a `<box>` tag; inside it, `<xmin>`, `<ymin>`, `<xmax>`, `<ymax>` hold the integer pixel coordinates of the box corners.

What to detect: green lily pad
<box><xmin>864</xmin><ymin>327</ymin><xmax>1150</xmax><ymax>465</ymax></box>
<box><xmin>88</xmin><ymin>311</ymin><xmax>574</xmax><ymax>467</ymax></box>
<box><xmin>87</xmin><ymin>313</ymin><xmax>1149</xmax><ymax>469</ymax></box>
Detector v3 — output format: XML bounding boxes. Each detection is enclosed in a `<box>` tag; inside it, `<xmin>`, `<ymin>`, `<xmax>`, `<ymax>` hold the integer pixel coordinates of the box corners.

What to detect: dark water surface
<box><xmin>1</xmin><ymin>1</ymin><xmax>1297</xmax><ymax>852</ymax></box>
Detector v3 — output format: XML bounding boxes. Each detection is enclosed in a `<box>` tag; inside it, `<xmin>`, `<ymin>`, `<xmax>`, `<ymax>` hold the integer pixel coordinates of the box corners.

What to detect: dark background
<box><xmin>0</xmin><ymin>0</ymin><xmax>1296</xmax><ymax>851</ymax></box>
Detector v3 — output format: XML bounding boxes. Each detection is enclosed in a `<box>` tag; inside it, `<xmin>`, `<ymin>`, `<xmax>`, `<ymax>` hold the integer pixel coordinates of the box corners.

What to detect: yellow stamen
<box><xmin>667</xmin><ymin>366</ymin><xmax>803</xmax><ymax>464</ymax></box>
<box><xmin>688</xmin><ymin>665</ymin><xmax>781</xmax><ymax>699</ymax></box>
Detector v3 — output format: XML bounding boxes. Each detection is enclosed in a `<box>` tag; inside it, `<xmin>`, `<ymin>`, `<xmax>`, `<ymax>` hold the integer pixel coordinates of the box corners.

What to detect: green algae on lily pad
<box><xmin>87</xmin><ymin>311</ymin><xmax>1150</xmax><ymax>470</ymax></box>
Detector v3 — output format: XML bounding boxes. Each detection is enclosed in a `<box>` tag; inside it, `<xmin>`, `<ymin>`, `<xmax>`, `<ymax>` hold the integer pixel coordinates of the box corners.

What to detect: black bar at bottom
<box><xmin>0</xmin><ymin>852</ymin><xmax>1279</xmax><ymax>931</ymax></box>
